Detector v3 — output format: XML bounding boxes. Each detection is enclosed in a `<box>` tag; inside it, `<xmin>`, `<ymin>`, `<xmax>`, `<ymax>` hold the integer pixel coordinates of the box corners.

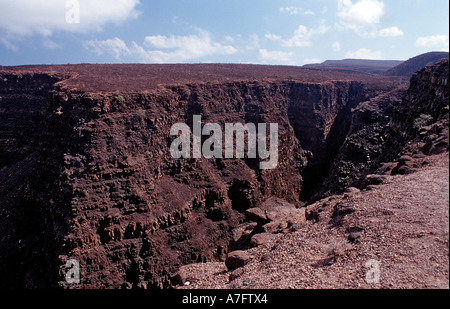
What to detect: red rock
<box><xmin>225</xmin><ymin>251</ymin><xmax>252</xmax><ymax>270</ymax></box>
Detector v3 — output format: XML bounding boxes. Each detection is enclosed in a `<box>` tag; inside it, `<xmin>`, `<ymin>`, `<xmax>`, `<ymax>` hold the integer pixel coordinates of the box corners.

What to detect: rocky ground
<box><xmin>176</xmin><ymin>152</ymin><xmax>449</xmax><ymax>289</ymax></box>
<box><xmin>0</xmin><ymin>59</ymin><xmax>447</xmax><ymax>289</ymax></box>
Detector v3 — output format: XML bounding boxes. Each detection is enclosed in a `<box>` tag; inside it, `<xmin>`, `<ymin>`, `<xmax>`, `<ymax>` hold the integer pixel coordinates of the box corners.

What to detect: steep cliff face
<box><xmin>0</xmin><ymin>72</ymin><xmax>85</xmax><ymax>287</ymax></box>
<box><xmin>287</xmin><ymin>81</ymin><xmax>366</xmax><ymax>200</ymax></box>
<box><xmin>0</xmin><ymin>65</ymin><xmax>404</xmax><ymax>288</ymax></box>
<box><xmin>319</xmin><ymin>58</ymin><xmax>449</xmax><ymax>196</ymax></box>
<box><xmin>58</xmin><ymin>80</ymin><xmax>371</xmax><ymax>289</ymax></box>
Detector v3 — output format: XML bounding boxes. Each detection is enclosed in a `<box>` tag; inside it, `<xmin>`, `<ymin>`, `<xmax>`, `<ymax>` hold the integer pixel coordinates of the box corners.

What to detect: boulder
<box><xmin>250</xmin><ymin>233</ymin><xmax>277</xmax><ymax>247</ymax></box>
<box><xmin>230</xmin><ymin>222</ymin><xmax>258</xmax><ymax>250</ymax></box>
<box><xmin>244</xmin><ymin>197</ymin><xmax>306</xmax><ymax>234</ymax></box>
<box><xmin>245</xmin><ymin>208</ymin><xmax>269</xmax><ymax>225</ymax></box>
<box><xmin>397</xmin><ymin>155</ymin><xmax>413</xmax><ymax>164</ymax></box>
<box><xmin>330</xmin><ymin>203</ymin><xmax>356</xmax><ymax>226</ymax></box>
<box><xmin>260</xmin><ymin>197</ymin><xmax>306</xmax><ymax>231</ymax></box>
<box><xmin>363</xmin><ymin>174</ymin><xmax>387</xmax><ymax>186</ymax></box>
<box><xmin>262</xmin><ymin>220</ymin><xmax>289</xmax><ymax>234</ymax></box>
<box><xmin>225</xmin><ymin>251</ymin><xmax>252</xmax><ymax>270</ymax></box>
<box><xmin>391</xmin><ymin>164</ymin><xmax>414</xmax><ymax>175</ymax></box>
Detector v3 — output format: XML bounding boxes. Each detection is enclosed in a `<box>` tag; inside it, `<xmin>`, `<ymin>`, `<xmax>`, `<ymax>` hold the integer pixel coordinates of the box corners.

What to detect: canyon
<box><xmin>0</xmin><ymin>58</ymin><xmax>448</xmax><ymax>289</ymax></box>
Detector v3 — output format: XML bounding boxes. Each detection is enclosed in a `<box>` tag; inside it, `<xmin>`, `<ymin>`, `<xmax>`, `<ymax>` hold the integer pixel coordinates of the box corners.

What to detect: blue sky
<box><xmin>0</xmin><ymin>0</ymin><xmax>449</xmax><ymax>66</ymax></box>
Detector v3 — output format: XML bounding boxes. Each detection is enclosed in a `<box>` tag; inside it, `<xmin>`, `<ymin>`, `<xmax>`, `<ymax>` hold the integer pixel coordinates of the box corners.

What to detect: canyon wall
<box><xmin>1</xmin><ymin>62</ymin><xmax>438</xmax><ymax>289</ymax></box>
<box><xmin>319</xmin><ymin>58</ymin><xmax>449</xmax><ymax>197</ymax></box>
<box><xmin>0</xmin><ymin>72</ymin><xmax>77</xmax><ymax>287</ymax></box>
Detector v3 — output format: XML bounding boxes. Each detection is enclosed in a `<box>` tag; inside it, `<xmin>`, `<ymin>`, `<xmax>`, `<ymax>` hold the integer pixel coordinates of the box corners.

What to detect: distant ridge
<box><xmin>303</xmin><ymin>59</ymin><xmax>403</xmax><ymax>75</ymax></box>
<box><xmin>383</xmin><ymin>51</ymin><xmax>449</xmax><ymax>77</ymax></box>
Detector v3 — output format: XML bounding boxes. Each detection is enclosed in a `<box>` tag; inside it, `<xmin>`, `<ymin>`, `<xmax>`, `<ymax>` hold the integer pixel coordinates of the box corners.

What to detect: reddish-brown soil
<box><xmin>2</xmin><ymin>63</ymin><xmax>407</xmax><ymax>92</ymax></box>
<box><xmin>0</xmin><ymin>60</ymin><xmax>447</xmax><ymax>289</ymax></box>
<box><xmin>178</xmin><ymin>153</ymin><xmax>449</xmax><ymax>289</ymax></box>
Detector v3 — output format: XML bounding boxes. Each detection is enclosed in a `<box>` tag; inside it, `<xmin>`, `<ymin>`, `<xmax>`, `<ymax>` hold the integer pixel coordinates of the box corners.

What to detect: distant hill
<box><xmin>383</xmin><ymin>51</ymin><xmax>449</xmax><ymax>77</ymax></box>
<box><xmin>303</xmin><ymin>59</ymin><xmax>403</xmax><ymax>75</ymax></box>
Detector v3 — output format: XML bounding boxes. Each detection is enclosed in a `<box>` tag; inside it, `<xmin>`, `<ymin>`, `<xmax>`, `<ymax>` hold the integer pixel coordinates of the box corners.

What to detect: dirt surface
<box><xmin>178</xmin><ymin>153</ymin><xmax>449</xmax><ymax>289</ymax></box>
<box><xmin>2</xmin><ymin>64</ymin><xmax>400</xmax><ymax>289</ymax></box>
<box><xmin>1</xmin><ymin>63</ymin><xmax>406</xmax><ymax>92</ymax></box>
<box><xmin>0</xmin><ymin>60</ymin><xmax>446</xmax><ymax>289</ymax></box>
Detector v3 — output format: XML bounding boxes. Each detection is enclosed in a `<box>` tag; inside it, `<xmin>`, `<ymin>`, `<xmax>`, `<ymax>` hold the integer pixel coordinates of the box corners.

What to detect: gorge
<box><xmin>0</xmin><ymin>59</ymin><xmax>448</xmax><ymax>289</ymax></box>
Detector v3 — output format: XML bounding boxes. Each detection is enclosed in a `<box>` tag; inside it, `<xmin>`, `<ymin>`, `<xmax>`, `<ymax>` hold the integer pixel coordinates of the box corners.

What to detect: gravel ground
<box><xmin>177</xmin><ymin>153</ymin><xmax>449</xmax><ymax>289</ymax></box>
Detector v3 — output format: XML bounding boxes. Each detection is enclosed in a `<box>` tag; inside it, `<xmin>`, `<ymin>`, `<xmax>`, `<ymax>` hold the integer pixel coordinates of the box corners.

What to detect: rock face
<box><xmin>0</xmin><ymin>60</ymin><xmax>445</xmax><ymax>289</ymax></box>
<box><xmin>317</xmin><ymin>58</ymin><xmax>449</xmax><ymax>198</ymax></box>
<box><xmin>0</xmin><ymin>72</ymin><xmax>77</xmax><ymax>288</ymax></box>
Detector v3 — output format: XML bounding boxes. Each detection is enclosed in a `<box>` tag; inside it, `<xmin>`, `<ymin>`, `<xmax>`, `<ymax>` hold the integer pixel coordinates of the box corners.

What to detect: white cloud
<box><xmin>415</xmin><ymin>35</ymin><xmax>449</xmax><ymax>51</ymax></box>
<box><xmin>223</xmin><ymin>33</ymin><xmax>260</xmax><ymax>52</ymax></box>
<box><xmin>0</xmin><ymin>37</ymin><xmax>18</xmax><ymax>51</ymax></box>
<box><xmin>345</xmin><ymin>48</ymin><xmax>383</xmax><ymax>59</ymax></box>
<box><xmin>84</xmin><ymin>29</ymin><xmax>238</xmax><ymax>63</ymax></box>
<box><xmin>280</xmin><ymin>7</ymin><xmax>300</xmax><ymax>15</ymax></box>
<box><xmin>0</xmin><ymin>0</ymin><xmax>140</xmax><ymax>37</ymax></box>
<box><xmin>259</xmin><ymin>49</ymin><xmax>295</xmax><ymax>64</ymax></box>
<box><xmin>332</xmin><ymin>41</ymin><xmax>342</xmax><ymax>52</ymax></box>
<box><xmin>143</xmin><ymin>29</ymin><xmax>238</xmax><ymax>62</ymax></box>
<box><xmin>377</xmin><ymin>26</ymin><xmax>404</xmax><ymax>37</ymax></box>
<box><xmin>280</xmin><ymin>6</ymin><xmax>315</xmax><ymax>16</ymax></box>
<box><xmin>265</xmin><ymin>34</ymin><xmax>282</xmax><ymax>41</ymax></box>
<box><xmin>338</xmin><ymin>0</ymin><xmax>385</xmax><ymax>26</ymax></box>
<box><xmin>83</xmin><ymin>37</ymin><xmax>131</xmax><ymax>59</ymax></box>
<box><xmin>284</xmin><ymin>25</ymin><xmax>314</xmax><ymax>47</ymax></box>
<box><xmin>266</xmin><ymin>20</ymin><xmax>329</xmax><ymax>48</ymax></box>
<box><xmin>42</xmin><ymin>37</ymin><xmax>62</xmax><ymax>49</ymax></box>
<box><xmin>337</xmin><ymin>0</ymin><xmax>405</xmax><ymax>38</ymax></box>
<box><xmin>248</xmin><ymin>34</ymin><xmax>260</xmax><ymax>50</ymax></box>
<box><xmin>224</xmin><ymin>35</ymin><xmax>235</xmax><ymax>43</ymax></box>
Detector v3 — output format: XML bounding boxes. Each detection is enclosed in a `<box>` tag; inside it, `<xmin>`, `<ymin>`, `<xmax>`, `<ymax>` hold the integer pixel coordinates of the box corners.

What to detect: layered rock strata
<box><xmin>0</xmin><ymin>63</ymin><xmax>423</xmax><ymax>289</ymax></box>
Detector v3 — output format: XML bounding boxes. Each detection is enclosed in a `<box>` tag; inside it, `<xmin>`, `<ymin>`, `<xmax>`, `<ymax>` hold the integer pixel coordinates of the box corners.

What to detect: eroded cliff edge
<box><xmin>0</xmin><ymin>61</ymin><xmax>446</xmax><ymax>289</ymax></box>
